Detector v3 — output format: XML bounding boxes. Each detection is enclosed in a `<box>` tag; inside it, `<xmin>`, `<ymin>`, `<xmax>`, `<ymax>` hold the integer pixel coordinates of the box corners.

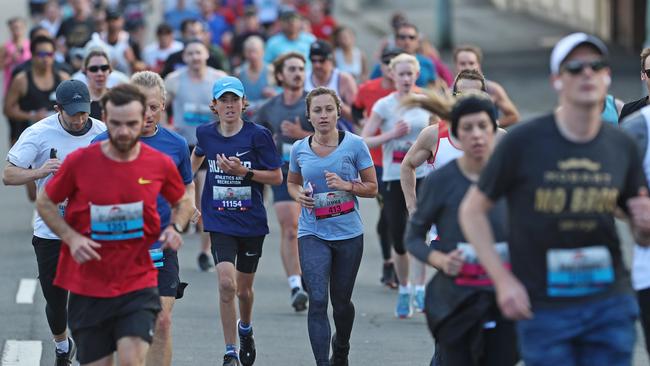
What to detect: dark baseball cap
<box><xmin>381</xmin><ymin>46</ymin><xmax>404</xmax><ymax>61</ymax></box>
<box><xmin>105</xmin><ymin>7</ymin><xmax>122</xmax><ymax>21</ymax></box>
<box><xmin>279</xmin><ymin>8</ymin><xmax>300</xmax><ymax>21</ymax></box>
<box><xmin>55</xmin><ymin>80</ymin><xmax>91</xmax><ymax>115</ymax></box>
<box><xmin>309</xmin><ymin>40</ymin><xmax>333</xmax><ymax>58</ymax></box>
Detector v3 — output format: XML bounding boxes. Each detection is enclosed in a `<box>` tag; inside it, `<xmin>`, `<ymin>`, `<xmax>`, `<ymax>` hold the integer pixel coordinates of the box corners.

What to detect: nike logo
<box><xmin>244</xmin><ymin>251</ymin><xmax>257</xmax><ymax>257</ymax></box>
<box><xmin>223</xmin><ymin>82</ymin><xmax>231</xmax><ymax>86</ymax></box>
<box><xmin>235</xmin><ymin>150</ymin><xmax>250</xmax><ymax>157</ymax></box>
<box><xmin>138</xmin><ymin>177</ymin><xmax>152</xmax><ymax>185</ymax></box>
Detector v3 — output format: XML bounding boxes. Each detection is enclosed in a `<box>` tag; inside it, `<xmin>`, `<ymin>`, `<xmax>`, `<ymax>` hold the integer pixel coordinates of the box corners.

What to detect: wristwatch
<box><xmin>244</xmin><ymin>168</ymin><xmax>255</xmax><ymax>181</ymax></box>
<box><xmin>172</xmin><ymin>223</ymin><xmax>183</xmax><ymax>233</ymax></box>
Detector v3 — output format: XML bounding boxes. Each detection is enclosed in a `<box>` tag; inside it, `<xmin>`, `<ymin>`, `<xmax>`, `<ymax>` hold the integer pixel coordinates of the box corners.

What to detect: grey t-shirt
<box><xmin>253</xmin><ymin>91</ymin><xmax>314</xmax><ymax>166</ymax></box>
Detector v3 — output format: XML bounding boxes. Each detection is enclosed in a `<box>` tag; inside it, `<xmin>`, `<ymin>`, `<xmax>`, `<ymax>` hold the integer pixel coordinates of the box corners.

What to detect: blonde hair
<box><xmin>389</xmin><ymin>53</ymin><xmax>420</xmax><ymax>73</ymax></box>
<box><xmin>130</xmin><ymin>71</ymin><xmax>166</xmax><ymax>104</ymax></box>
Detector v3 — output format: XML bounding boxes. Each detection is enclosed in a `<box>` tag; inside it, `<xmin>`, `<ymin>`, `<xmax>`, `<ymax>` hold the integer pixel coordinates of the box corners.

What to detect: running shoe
<box><xmin>380</xmin><ymin>262</ymin><xmax>398</xmax><ymax>289</ymax></box>
<box><xmin>223</xmin><ymin>353</ymin><xmax>240</xmax><ymax>366</ymax></box>
<box><xmin>413</xmin><ymin>288</ymin><xmax>426</xmax><ymax>313</ymax></box>
<box><xmin>197</xmin><ymin>252</ymin><xmax>213</xmax><ymax>271</ymax></box>
<box><xmin>291</xmin><ymin>287</ymin><xmax>308</xmax><ymax>312</ymax></box>
<box><xmin>395</xmin><ymin>292</ymin><xmax>413</xmax><ymax>318</ymax></box>
<box><xmin>54</xmin><ymin>337</ymin><xmax>76</xmax><ymax>366</ymax></box>
<box><xmin>329</xmin><ymin>333</ymin><xmax>350</xmax><ymax>366</ymax></box>
<box><xmin>238</xmin><ymin>322</ymin><xmax>256</xmax><ymax>366</ymax></box>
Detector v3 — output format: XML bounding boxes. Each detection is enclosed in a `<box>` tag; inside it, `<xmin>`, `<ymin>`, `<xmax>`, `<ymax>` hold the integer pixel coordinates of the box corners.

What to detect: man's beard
<box><xmin>108</xmin><ymin>132</ymin><xmax>140</xmax><ymax>153</ymax></box>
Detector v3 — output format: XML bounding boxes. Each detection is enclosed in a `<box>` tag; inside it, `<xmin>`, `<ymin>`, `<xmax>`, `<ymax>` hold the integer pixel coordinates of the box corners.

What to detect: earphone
<box><xmin>604</xmin><ymin>75</ymin><xmax>611</xmax><ymax>87</ymax></box>
<box><xmin>553</xmin><ymin>80</ymin><xmax>563</xmax><ymax>91</ymax></box>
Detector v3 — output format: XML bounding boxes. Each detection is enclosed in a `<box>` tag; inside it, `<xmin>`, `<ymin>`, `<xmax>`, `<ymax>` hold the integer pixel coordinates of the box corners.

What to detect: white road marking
<box><xmin>15</xmin><ymin>279</ymin><xmax>37</xmax><ymax>304</ymax></box>
<box><xmin>1</xmin><ymin>340</ymin><xmax>42</xmax><ymax>366</ymax></box>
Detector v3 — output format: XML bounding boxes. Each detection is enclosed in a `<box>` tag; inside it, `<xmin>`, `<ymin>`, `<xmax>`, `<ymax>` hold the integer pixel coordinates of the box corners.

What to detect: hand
<box><xmin>37</xmin><ymin>158</ymin><xmax>61</xmax><ymax>178</ymax></box>
<box><xmin>296</xmin><ymin>186</ymin><xmax>315</xmax><ymax>209</ymax></box>
<box><xmin>281</xmin><ymin>117</ymin><xmax>306</xmax><ymax>139</ymax></box>
<box><xmin>190</xmin><ymin>207</ymin><xmax>201</xmax><ymax>224</ymax></box>
<box><xmin>324</xmin><ymin>170</ymin><xmax>352</xmax><ymax>191</ymax></box>
<box><xmin>391</xmin><ymin>120</ymin><xmax>410</xmax><ymax>139</ymax></box>
<box><xmin>439</xmin><ymin>249</ymin><xmax>464</xmax><ymax>276</ymax></box>
<box><xmin>67</xmin><ymin>233</ymin><xmax>102</xmax><ymax>264</ymax></box>
<box><xmin>628</xmin><ymin>187</ymin><xmax>650</xmax><ymax>231</ymax></box>
<box><xmin>216</xmin><ymin>154</ymin><xmax>247</xmax><ymax>176</ymax></box>
<box><xmin>494</xmin><ymin>274</ymin><xmax>533</xmax><ymax>320</ymax></box>
<box><xmin>160</xmin><ymin>226</ymin><xmax>183</xmax><ymax>251</ymax></box>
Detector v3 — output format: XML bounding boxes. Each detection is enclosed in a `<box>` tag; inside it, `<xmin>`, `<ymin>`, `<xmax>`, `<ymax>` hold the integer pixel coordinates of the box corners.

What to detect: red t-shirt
<box><xmin>311</xmin><ymin>16</ymin><xmax>337</xmax><ymax>40</ymax></box>
<box><xmin>46</xmin><ymin>142</ymin><xmax>185</xmax><ymax>298</ymax></box>
<box><xmin>354</xmin><ymin>78</ymin><xmax>394</xmax><ymax>166</ymax></box>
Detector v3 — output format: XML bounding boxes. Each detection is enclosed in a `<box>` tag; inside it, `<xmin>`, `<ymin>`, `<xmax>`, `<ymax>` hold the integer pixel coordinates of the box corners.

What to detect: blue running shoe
<box><xmin>395</xmin><ymin>292</ymin><xmax>413</xmax><ymax>318</ymax></box>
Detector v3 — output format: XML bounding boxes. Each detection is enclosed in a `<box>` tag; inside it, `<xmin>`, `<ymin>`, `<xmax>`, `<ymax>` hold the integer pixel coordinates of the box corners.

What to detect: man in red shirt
<box><xmin>351</xmin><ymin>46</ymin><xmax>402</xmax><ymax>288</ymax></box>
<box><xmin>36</xmin><ymin>84</ymin><xmax>188</xmax><ymax>366</ymax></box>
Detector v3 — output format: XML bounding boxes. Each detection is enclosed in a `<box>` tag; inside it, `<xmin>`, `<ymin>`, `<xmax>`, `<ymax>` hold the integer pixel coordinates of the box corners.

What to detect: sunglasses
<box><xmin>36</xmin><ymin>51</ymin><xmax>54</xmax><ymax>58</ymax></box>
<box><xmin>397</xmin><ymin>34</ymin><xmax>417</xmax><ymax>41</ymax></box>
<box><xmin>381</xmin><ymin>57</ymin><xmax>393</xmax><ymax>65</ymax></box>
<box><xmin>644</xmin><ymin>69</ymin><xmax>650</xmax><ymax>78</ymax></box>
<box><xmin>561</xmin><ymin>60</ymin><xmax>608</xmax><ymax>75</ymax></box>
<box><xmin>310</xmin><ymin>57</ymin><xmax>327</xmax><ymax>64</ymax></box>
<box><xmin>87</xmin><ymin>64</ymin><xmax>110</xmax><ymax>73</ymax></box>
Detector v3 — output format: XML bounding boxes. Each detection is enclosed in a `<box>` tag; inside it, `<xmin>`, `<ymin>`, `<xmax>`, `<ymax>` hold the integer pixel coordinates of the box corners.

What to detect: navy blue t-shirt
<box><xmin>92</xmin><ymin>127</ymin><xmax>193</xmax><ymax>229</ymax></box>
<box><xmin>195</xmin><ymin>120</ymin><xmax>281</xmax><ymax>236</ymax></box>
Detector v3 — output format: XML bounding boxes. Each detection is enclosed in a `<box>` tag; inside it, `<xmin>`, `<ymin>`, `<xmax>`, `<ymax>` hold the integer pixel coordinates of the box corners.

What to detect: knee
<box><xmin>219</xmin><ymin>277</ymin><xmax>237</xmax><ymax>301</ymax></box>
<box><xmin>118</xmin><ymin>349</ymin><xmax>146</xmax><ymax>366</ymax></box>
<box><xmin>154</xmin><ymin>310</ymin><xmax>172</xmax><ymax>339</ymax></box>
<box><xmin>237</xmin><ymin>286</ymin><xmax>253</xmax><ymax>302</ymax></box>
<box><xmin>282</xmin><ymin>223</ymin><xmax>297</xmax><ymax>243</ymax></box>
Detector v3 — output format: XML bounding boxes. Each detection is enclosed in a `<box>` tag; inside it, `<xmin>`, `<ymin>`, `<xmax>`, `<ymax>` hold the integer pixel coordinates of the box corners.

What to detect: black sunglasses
<box><xmin>561</xmin><ymin>60</ymin><xmax>608</xmax><ymax>75</ymax></box>
<box><xmin>87</xmin><ymin>64</ymin><xmax>110</xmax><ymax>73</ymax></box>
<box><xmin>644</xmin><ymin>69</ymin><xmax>650</xmax><ymax>78</ymax></box>
<box><xmin>310</xmin><ymin>57</ymin><xmax>327</xmax><ymax>64</ymax></box>
<box><xmin>397</xmin><ymin>34</ymin><xmax>417</xmax><ymax>40</ymax></box>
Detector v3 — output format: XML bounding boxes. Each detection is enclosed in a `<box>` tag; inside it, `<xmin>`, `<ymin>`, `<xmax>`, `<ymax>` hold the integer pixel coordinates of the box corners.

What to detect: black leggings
<box><xmin>638</xmin><ymin>288</ymin><xmax>650</xmax><ymax>356</ymax></box>
<box><xmin>299</xmin><ymin>235</ymin><xmax>364</xmax><ymax>366</ymax></box>
<box><xmin>383</xmin><ymin>179</ymin><xmax>421</xmax><ymax>255</ymax></box>
<box><xmin>32</xmin><ymin>236</ymin><xmax>68</xmax><ymax>335</ymax></box>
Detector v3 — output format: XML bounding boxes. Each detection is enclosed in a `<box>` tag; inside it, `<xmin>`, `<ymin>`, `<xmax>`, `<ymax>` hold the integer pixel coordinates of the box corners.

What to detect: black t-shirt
<box><xmin>478</xmin><ymin>114</ymin><xmax>646</xmax><ymax>308</ymax></box>
<box><xmin>90</xmin><ymin>100</ymin><xmax>102</xmax><ymax>121</ymax></box>
<box><xmin>620</xmin><ymin>96</ymin><xmax>648</xmax><ymax>122</ymax></box>
<box><xmin>56</xmin><ymin>16</ymin><xmax>95</xmax><ymax>49</ymax></box>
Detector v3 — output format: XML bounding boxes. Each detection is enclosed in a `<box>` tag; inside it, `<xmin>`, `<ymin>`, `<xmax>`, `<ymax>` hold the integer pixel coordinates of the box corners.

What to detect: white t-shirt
<box><xmin>371</xmin><ymin>92</ymin><xmax>431</xmax><ymax>182</ymax></box>
<box><xmin>142</xmin><ymin>40</ymin><xmax>184</xmax><ymax>69</ymax></box>
<box><xmin>6</xmin><ymin>114</ymin><xmax>106</xmax><ymax>239</ymax></box>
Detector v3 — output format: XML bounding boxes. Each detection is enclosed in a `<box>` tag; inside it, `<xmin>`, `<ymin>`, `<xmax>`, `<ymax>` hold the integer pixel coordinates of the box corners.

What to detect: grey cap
<box><xmin>55</xmin><ymin>80</ymin><xmax>91</xmax><ymax>115</ymax></box>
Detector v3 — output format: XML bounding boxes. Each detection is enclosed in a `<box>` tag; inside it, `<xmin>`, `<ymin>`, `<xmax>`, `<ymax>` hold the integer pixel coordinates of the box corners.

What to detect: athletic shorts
<box><xmin>68</xmin><ymin>287</ymin><xmax>161</xmax><ymax>364</ymax></box>
<box><xmin>189</xmin><ymin>145</ymin><xmax>208</xmax><ymax>170</ymax></box>
<box><xmin>271</xmin><ymin>169</ymin><xmax>292</xmax><ymax>203</ymax></box>
<box><xmin>157</xmin><ymin>249</ymin><xmax>187</xmax><ymax>299</ymax></box>
<box><xmin>209</xmin><ymin>233</ymin><xmax>265</xmax><ymax>273</ymax></box>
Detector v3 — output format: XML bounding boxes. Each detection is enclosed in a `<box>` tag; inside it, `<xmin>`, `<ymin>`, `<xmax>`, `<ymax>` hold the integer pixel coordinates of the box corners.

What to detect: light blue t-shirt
<box><xmin>264</xmin><ymin>32</ymin><xmax>316</xmax><ymax>68</ymax></box>
<box><xmin>289</xmin><ymin>132</ymin><xmax>374</xmax><ymax>240</ymax></box>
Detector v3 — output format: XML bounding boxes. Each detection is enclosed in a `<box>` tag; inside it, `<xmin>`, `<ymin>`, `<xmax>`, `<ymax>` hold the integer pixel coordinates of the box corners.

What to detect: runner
<box><xmin>404</xmin><ymin>91</ymin><xmax>518</xmax><ymax>366</ymax></box>
<box><xmin>253</xmin><ymin>51</ymin><xmax>312</xmax><ymax>312</ymax></box>
<box><xmin>82</xmin><ymin>48</ymin><xmax>112</xmax><ymax>120</ymax></box>
<box><xmin>287</xmin><ymin>87</ymin><xmax>377</xmax><ymax>366</ymax></box>
<box><xmin>361</xmin><ymin>53</ymin><xmax>433</xmax><ymax>318</ymax></box>
<box><xmin>35</xmin><ymin>83</ymin><xmax>189</xmax><ymax>366</ymax></box>
<box><xmin>91</xmin><ymin>71</ymin><xmax>197</xmax><ymax>366</ymax></box>
<box><xmin>191</xmin><ymin>76</ymin><xmax>282</xmax><ymax>366</ymax></box>
<box><xmin>165</xmin><ymin>39</ymin><xmax>226</xmax><ymax>271</ymax></box>
<box><xmin>3</xmin><ymin>79</ymin><xmax>105</xmax><ymax>365</ymax></box>
<box><xmin>620</xmin><ymin>47</ymin><xmax>650</xmax><ymax>120</ymax></box>
<box><xmin>459</xmin><ymin>33</ymin><xmax>650</xmax><ymax>366</ymax></box>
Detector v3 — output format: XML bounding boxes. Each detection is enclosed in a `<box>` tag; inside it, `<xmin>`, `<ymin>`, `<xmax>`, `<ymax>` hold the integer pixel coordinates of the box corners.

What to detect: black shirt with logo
<box><xmin>478</xmin><ymin>114</ymin><xmax>646</xmax><ymax>308</ymax></box>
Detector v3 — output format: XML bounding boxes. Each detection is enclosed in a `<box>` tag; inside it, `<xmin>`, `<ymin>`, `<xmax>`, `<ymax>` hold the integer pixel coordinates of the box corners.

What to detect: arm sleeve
<box><xmin>44</xmin><ymin>150</ymin><xmax>78</xmax><ymax>204</ymax></box>
<box><xmin>477</xmin><ymin>132</ymin><xmax>518</xmax><ymax>202</ymax></box>
<box><xmin>406</xmin><ymin>172</ymin><xmax>441</xmax><ymax>263</ymax></box>
<box><xmin>253</xmin><ymin>127</ymin><xmax>282</xmax><ymax>170</ymax></box>
<box><xmin>161</xmin><ymin>157</ymin><xmax>186</xmax><ymax>206</ymax></box>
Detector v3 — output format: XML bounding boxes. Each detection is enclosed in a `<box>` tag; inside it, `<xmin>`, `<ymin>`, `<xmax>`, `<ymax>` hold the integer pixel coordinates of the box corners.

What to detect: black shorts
<box><xmin>157</xmin><ymin>249</ymin><xmax>187</xmax><ymax>299</ymax></box>
<box><xmin>271</xmin><ymin>169</ymin><xmax>292</xmax><ymax>203</ymax></box>
<box><xmin>209</xmin><ymin>233</ymin><xmax>265</xmax><ymax>273</ymax></box>
<box><xmin>189</xmin><ymin>145</ymin><xmax>208</xmax><ymax>170</ymax></box>
<box><xmin>68</xmin><ymin>287</ymin><xmax>161</xmax><ymax>364</ymax></box>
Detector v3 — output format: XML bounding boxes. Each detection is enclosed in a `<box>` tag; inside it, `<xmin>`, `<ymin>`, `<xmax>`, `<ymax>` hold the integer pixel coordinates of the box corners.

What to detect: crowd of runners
<box><xmin>4</xmin><ymin>1</ymin><xmax>650</xmax><ymax>366</ymax></box>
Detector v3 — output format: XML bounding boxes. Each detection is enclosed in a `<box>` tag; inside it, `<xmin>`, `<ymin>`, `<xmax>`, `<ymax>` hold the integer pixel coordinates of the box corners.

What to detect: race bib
<box><xmin>314</xmin><ymin>191</ymin><xmax>355</xmax><ymax>220</ymax></box>
<box><xmin>282</xmin><ymin>142</ymin><xmax>292</xmax><ymax>163</ymax></box>
<box><xmin>213</xmin><ymin>186</ymin><xmax>252</xmax><ymax>211</ymax></box>
<box><xmin>456</xmin><ymin>242</ymin><xmax>510</xmax><ymax>287</ymax></box>
<box><xmin>392</xmin><ymin>142</ymin><xmax>412</xmax><ymax>163</ymax></box>
<box><xmin>182</xmin><ymin>102</ymin><xmax>212</xmax><ymax>126</ymax></box>
<box><xmin>90</xmin><ymin>201</ymin><xmax>144</xmax><ymax>241</ymax></box>
<box><xmin>547</xmin><ymin>246</ymin><xmax>614</xmax><ymax>297</ymax></box>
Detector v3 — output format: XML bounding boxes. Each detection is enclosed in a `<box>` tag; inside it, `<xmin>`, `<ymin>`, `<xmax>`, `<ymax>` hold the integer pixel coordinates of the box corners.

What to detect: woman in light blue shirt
<box><xmin>288</xmin><ymin>87</ymin><xmax>377</xmax><ymax>366</ymax></box>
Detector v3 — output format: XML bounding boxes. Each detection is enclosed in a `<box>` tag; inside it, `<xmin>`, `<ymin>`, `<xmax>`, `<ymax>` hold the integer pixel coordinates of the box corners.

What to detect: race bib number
<box><xmin>456</xmin><ymin>242</ymin><xmax>510</xmax><ymax>287</ymax></box>
<box><xmin>282</xmin><ymin>142</ymin><xmax>292</xmax><ymax>163</ymax></box>
<box><xmin>547</xmin><ymin>246</ymin><xmax>614</xmax><ymax>297</ymax></box>
<box><xmin>90</xmin><ymin>201</ymin><xmax>144</xmax><ymax>241</ymax></box>
<box><xmin>392</xmin><ymin>142</ymin><xmax>412</xmax><ymax>163</ymax></box>
<box><xmin>182</xmin><ymin>102</ymin><xmax>212</xmax><ymax>126</ymax></box>
<box><xmin>213</xmin><ymin>186</ymin><xmax>252</xmax><ymax>211</ymax></box>
<box><xmin>314</xmin><ymin>191</ymin><xmax>355</xmax><ymax>220</ymax></box>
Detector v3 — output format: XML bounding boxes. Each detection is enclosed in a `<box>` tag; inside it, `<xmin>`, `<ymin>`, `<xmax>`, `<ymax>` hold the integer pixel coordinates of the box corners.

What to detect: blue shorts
<box><xmin>516</xmin><ymin>293</ymin><xmax>638</xmax><ymax>366</ymax></box>
<box><xmin>271</xmin><ymin>169</ymin><xmax>293</xmax><ymax>203</ymax></box>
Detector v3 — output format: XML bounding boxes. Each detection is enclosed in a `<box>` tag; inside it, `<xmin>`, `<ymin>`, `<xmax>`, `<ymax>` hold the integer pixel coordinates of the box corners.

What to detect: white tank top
<box><xmin>428</xmin><ymin>121</ymin><xmax>463</xmax><ymax>240</ymax></box>
<box><xmin>305</xmin><ymin>68</ymin><xmax>341</xmax><ymax>96</ymax></box>
<box><xmin>334</xmin><ymin>48</ymin><xmax>362</xmax><ymax>82</ymax></box>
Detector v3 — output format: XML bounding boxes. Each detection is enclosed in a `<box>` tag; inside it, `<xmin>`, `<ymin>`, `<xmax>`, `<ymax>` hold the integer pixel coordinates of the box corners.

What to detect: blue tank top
<box><xmin>601</xmin><ymin>94</ymin><xmax>619</xmax><ymax>125</ymax></box>
<box><xmin>239</xmin><ymin>63</ymin><xmax>269</xmax><ymax>102</ymax></box>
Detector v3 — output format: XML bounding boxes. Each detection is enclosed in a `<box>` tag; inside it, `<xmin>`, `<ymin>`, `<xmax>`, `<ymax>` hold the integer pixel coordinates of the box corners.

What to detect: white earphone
<box><xmin>553</xmin><ymin>80</ymin><xmax>563</xmax><ymax>91</ymax></box>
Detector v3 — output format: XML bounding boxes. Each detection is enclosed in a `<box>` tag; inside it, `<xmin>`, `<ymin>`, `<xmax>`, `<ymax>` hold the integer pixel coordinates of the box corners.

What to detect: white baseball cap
<box><xmin>550</xmin><ymin>32</ymin><xmax>608</xmax><ymax>74</ymax></box>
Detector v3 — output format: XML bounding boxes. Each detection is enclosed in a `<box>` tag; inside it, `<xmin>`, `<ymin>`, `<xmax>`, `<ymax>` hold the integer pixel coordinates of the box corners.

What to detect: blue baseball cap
<box><xmin>55</xmin><ymin>79</ymin><xmax>91</xmax><ymax>115</ymax></box>
<box><xmin>212</xmin><ymin>76</ymin><xmax>245</xmax><ymax>99</ymax></box>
